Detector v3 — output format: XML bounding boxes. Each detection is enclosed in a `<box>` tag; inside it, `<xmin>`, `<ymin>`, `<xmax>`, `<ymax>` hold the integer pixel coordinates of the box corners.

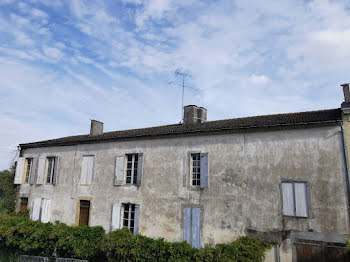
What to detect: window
<box><xmin>126</xmin><ymin>154</ymin><xmax>138</xmax><ymax>184</ymax></box>
<box><xmin>190</xmin><ymin>153</ymin><xmax>209</xmax><ymax>188</ymax></box>
<box><xmin>46</xmin><ymin>157</ymin><xmax>56</xmax><ymax>184</ymax></box>
<box><xmin>20</xmin><ymin>197</ymin><xmax>28</xmax><ymax>214</ymax></box>
<box><xmin>79</xmin><ymin>200</ymin><xmax>90</xmax><ymax>226</ymax></box>
<box><xmin>184</xmin><ymin>207</ymin><xmax>201</xmax><ymax>248</ymax></box>
<box><xmin>122</xmin><ymin>203</ymin><xmax>140</xmax><ymax>235</ymax></box>
<box><xmin>282</xmin><ymin>182</ymin><xmax>308</xmax><ymax>217</ymax></box>
<box><xmin>80</xmin><ymin>156</ymin><xmax>94</xmax><ymax>185</ymax></box>
<box><xmin>115</xmin><ymin>153</ymin><xmax>143</xmax><ymax>186</ymax></box>
<box><xmin>24</xmin><ymin>158</ymin><xmax>32</xmax><ymax>183</ymax></box>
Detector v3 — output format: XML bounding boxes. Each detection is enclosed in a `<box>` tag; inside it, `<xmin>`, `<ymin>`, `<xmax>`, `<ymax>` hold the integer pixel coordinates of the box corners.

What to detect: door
<box><xmin>20</xmin><ymin>197</ymin><xmax>28</xmax><ymax>214</ymax></box>
<box><xmin>79</xmin><ymin>200</ymin><xmax>90</xmax><ymax>226</ymax></box>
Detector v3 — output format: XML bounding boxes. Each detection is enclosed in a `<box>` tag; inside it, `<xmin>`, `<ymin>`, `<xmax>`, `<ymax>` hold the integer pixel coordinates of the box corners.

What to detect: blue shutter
<box><xmin>191</xmin><ymin>208</ymin><xmax>200</xmax><ymax>249</ymax></box>
<box><xmin>29</xmin><ymin>158</ymin><xmax>37</xmax><ymax>185</ymax></box>
<box><xmin>136</xmin><ymin>154</ymin><xmax>143</xmax><ymax>186</ymax></box>
<box><xmin>52</xmin><ymin>157</ymin><xmax>59</xmax><ymax>185</ymax></box>
<box><xmin>134</xmin><ymin>204</ymin><xmax>140</xmax><ymax>235</ymax></box>
<box><xmin>200</xmin><ymin>153</ymin><xmax>209</xmax><ymax>188</ymax></box>
<box><xmin>183</xmin><ymin>207</ymin><xmax>191</xmax><ymax>244</ymax></box>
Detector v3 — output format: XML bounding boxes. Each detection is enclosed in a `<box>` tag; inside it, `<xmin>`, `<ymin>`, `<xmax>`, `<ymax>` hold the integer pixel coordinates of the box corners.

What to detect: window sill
<box><xmin>283</xmin><ymin>215</ymin><xmax>309</xmax><ymax>219</ymax></box>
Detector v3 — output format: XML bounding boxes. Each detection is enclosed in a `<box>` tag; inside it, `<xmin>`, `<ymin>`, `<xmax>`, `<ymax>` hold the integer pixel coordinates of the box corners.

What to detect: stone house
<box><xmin>14</xmin><ymin>85</ymin><xmax>350</xmax><ymax>261</ymax></box>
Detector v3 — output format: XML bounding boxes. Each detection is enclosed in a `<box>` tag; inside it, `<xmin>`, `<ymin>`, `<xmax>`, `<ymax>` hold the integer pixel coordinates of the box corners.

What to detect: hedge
<box><xmin>0</xmin><ymin>214</ymin><xmax>270</xmax><ymax>261</ymax></box>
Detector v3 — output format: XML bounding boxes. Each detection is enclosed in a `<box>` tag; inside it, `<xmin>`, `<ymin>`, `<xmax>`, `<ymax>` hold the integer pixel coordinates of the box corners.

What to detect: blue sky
<box><xmin>0</xmin><ymin>0</ymin><xmax>350</xmax><ymax>170</ymax></box>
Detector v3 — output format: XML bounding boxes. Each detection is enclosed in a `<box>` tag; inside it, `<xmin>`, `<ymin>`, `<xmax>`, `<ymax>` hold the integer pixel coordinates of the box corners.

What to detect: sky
<box><xmin>0</xmin><ymin>0</ymin><xmax>350</xmax><ymax>170</ymax></box>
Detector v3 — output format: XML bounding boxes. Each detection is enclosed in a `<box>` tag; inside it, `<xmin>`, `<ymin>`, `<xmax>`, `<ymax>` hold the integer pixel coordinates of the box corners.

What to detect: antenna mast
<box><xmin>169</xmin><ymin>70</ymin><xmax>192</xmax><ymax>122</ymax></box>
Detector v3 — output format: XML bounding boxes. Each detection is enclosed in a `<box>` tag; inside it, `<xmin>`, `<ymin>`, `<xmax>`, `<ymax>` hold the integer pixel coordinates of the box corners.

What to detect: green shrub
<box><xmin>0</xmin><ymin>214</ymin><xmax>270</xmax><ymax>262</ymax></box>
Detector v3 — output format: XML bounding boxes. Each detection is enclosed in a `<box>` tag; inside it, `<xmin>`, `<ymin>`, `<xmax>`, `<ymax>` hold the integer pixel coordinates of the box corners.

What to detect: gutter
<box><xmin>340</xmin><ymin>121</ymin><xmax>350</xmax><ymax>229</ymax></box>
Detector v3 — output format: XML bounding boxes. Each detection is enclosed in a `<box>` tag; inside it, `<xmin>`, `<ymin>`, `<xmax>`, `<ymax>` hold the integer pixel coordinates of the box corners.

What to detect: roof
<box><xmin>20</xmin><ymin>108</ymin><xmax>342</xmax><ymax>149</ymax></box>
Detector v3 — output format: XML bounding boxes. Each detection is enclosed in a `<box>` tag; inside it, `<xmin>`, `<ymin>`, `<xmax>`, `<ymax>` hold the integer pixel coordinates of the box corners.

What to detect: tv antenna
<box><xmin>169</xmin><ymin>70</ymin><xmax>192</xmax><ymax>123</ymax></box>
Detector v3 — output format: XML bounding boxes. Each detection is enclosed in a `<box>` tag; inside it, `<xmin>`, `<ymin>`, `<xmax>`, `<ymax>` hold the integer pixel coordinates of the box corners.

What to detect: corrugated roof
<box><xmin>20</xmin><ymin>108</ymin><xmax>342</xmax><ymax>149</ymax></box>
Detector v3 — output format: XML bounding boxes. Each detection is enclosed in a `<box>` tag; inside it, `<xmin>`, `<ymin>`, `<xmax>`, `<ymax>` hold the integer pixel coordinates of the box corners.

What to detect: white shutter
<box><xmin>295</xmin><ymin>182</ymin><xmax>308</xmax><ymax>217</ymax></box>
<box><xmin>14</xmin><ymin>157</ymin><xmax>25</xmax><ymax>184</ymax></box>
<box><xmin>36</xmin><ymin>157</ymin><xmax>46</xmax><ymax>185</ymax></box>
<box><xmin>41</xmin><ymin>199</ymin><xmax>51</xmax><ymax>223</ymax></box>
<box><xmin>86</xmin><ymin>156</ymin><xmax>94</xmax><ymax>184</ymax></box>
<box><xmin>115</xmin><ymin>156</ymin><xmax>125</xmax><ymax>186</ymax></box>
<box><xmin>81</xmin><ymin>156</ymin><xmax>94</xmax><ymax>185</ymax></box>
<box><xmin>31</xmin><ymin>198</ymin><xmax>42</xmax><ymax>221</ymax></box>
<box><xmin>282</xmin><ymin>183</ymin><xmax>295</xmax><ymax>216</ymax></box>
<box><xmin>111</xmin><ymin>204</ymin><xmax>121</xmax><ymax>231</ymax></box>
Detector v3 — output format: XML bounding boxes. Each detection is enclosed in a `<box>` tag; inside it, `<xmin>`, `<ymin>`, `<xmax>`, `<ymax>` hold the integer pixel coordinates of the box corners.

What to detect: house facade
<box><xmin>14</xmin><ymin>86</ymin><xmax>350</xmax><ymax>262</ymax></box>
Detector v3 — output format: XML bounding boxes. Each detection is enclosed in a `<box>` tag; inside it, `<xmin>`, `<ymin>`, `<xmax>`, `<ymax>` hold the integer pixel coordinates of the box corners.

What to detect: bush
<box><xmin>0</xmin><ymin>214</ymin><xmax>271</xmax><ymax>262</ymax></box>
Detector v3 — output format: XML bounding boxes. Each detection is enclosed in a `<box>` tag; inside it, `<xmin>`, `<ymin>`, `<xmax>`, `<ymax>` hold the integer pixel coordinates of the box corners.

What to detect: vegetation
<box><xmin>0</xmin><ymin>213</ymin><xmax>271</xmax><ymax>262</ymax></box>
<box><xmin>0</xmin><ymin>167</ymin><xmax>17</xmax><ymax>214</ymax></box>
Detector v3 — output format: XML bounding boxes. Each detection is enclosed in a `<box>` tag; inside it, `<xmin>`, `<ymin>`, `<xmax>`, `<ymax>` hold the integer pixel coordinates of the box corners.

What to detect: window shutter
<box><xmin>29</xmin><ymin>158</ymin><xmax>37</xmax><ymax>185</ymax></box>
<box><xmin>31</xmin><ymin>198</ymin><xmax>42</xmax><ymax>221</ymax></box>
<box><xmin>191</xmin><ymin>208</ymin><xmax>200</xmax><ymax>249</ymax></box>
<box><xmin>183</xmin><ymin>207</ymin><xmax>191</xmax><ymax>244</ymax></box>
<box><xmin>115</xmin><ymin>156</ymin><xmax>124</xmax><ymax>186</ymax></box>
<box><xmin>52</xmin><ymin>157</ymin><xmax>59</xmax><ymax>185</ymax></box>
<box><xmin>14</xmin><ymin>157</ymin><xmax>25</xmax><ymax>184</ymax></box>
<box><xmin>295</xmin><ymin>183</ymin><xmax>308</xmax><ymax>217</ymax></box>
<box><xmin>134</xmin><ymin>204</ymin><xmax>140</xmax><ymax>236</ymax></box>
<box><xmin>36</xmin><ymin>157</ymin><xmax>46</xmax><ymax>185</ymax></box>
<box><xmin>41</xmin><ymin>199</ymin><xmax>51</xmax><ymax>223</ymax></box>
<box><xmin>282</xmin><ymin>183</ymin><xmax>295</xmax><ymax>216</ymax></box>
<box><xmin>136</xmin><ymin>153</ymin><xmax>143</xmax><ymax>186</ymax></box>
<box><xmin>111</xmin><ymin>204</ymin><xmax>121</xmax><ymax>231</ymax></box>
<box><xmin>81</xmin><ymin>156</ymin><xmax>94</xmax><ymax>185</ymax></box>
<box><xmin>200</xmin><ymin>153</ymin><xmax>209</xmax><ymax>188</ymax></box>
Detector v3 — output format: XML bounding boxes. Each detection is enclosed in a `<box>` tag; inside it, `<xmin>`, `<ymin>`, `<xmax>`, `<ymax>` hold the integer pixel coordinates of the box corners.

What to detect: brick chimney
<box><xmin>342</xmin><ymin>83</ymin><xmax>350</xmax><ymax>106</ymax></box>
<box><xmin>183</xmin><ymin>105</ymin><xmax>207</xmax><ymax>124</ymax></box>
<box><xmin>90</xmin><ymin>120</ymin><xmax>103</xmax><ymax>135</ymax></box>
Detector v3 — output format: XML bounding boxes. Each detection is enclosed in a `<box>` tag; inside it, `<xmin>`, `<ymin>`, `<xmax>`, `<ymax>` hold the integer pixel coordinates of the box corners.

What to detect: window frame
<box><xmin>191</xmin><ymin>153</ymin><xmax>201</xmax><ymax>186</ymax></box>
<box><xmin>281</xmin><ymin>181</ymin><xmax>309</xmax><ymax>218</ymax></box>
<box><xmin>122</xmin><ymin>203</ymin><xmax>136</xmax><ymax>233</ymax></box>
<box><xmin>23</xmin><ymin>158</ymin><xmax>33</xmax><ymax>183</ymax></box>
<box><xmin>46</xmin><ymin>157</ymin><xmax>56</xmax><ymax>184</ymax></box>
<box><xmin>125</xmin><ymin>154</ymin><xmax>139</xmax><ymax>185</ymax></box>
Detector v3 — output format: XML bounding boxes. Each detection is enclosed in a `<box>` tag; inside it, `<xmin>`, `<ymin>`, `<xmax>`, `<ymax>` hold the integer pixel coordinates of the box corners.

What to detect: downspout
<box><xmin>340</xmin><ymin>121</ymin><xmax>350</xmax><ymax>230</ymax></box>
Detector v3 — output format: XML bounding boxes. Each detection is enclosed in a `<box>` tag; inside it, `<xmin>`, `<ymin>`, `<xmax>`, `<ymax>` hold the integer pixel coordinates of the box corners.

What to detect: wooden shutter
<box><xmin>200</xmin><ymin>153</ymin><xmax>209</xmax><ymax>188</ymax></box>
<box><xmin>29</xmin><ymin>158</ymin><xmax>37</xmax><ymax>185</ymax></box>
<box><xmin>52</xmin><ymin>157</ymin><xmax>59</xmax><ymax>185</ymax></box>
<box><xmin>134</xmin><ymin>204</ymin><xmax>140</xmax><ymax>235</ymax></box>
<box><xmin>111</xmin><ymin>204</ymin><xmax>121</xmax><ymax>231</ymax></box>
<box><xmin>14</xmin><ymin>157</ymin><xmax>25</xmax><ymax>184</ymax></box>
<box><xmin>115</xmin><ymin>156</ymin><xmax>125</xmax><ymax>186</ymax></box>
<box><xmin>136</xmin><ymin>154</ymin><xmax>143</xmax><ymax>186</ymax></box>
<box><xmin>183</xmin><ymin>207</ymin><xmax>191</xmax><ymax>244</ymax></box>
<box><xmin>295</xmin><ymin>182</ymin><xmax>308</xmax><ymax>217</ymax></box>
<box><xmin>41</xmin><ymin>199</ymin><xmax>51</xmax><ymax>223</ymax></box>
<box><xmin>36</xmin><ymin>157</ymin><xmax>46</xmax><ymax>185</ymax></box>
<box><xmin>31</xmin><ymin>198</ymin><xmax>41</xmax><ymax>221</ymax></box>
<box><xmin>81</xmin><ymin>156</ymin><xmax>94</xmax><ymax>185</ymax></box>
<box><xmin>191</xmin><ymin>208</ymin><xmax>200</xmax><ymax>249</ymax></box>
<box><xmin>282</xmin><ymin>182</ymin><xmax>295</xmax><ymax>216</ymax></box>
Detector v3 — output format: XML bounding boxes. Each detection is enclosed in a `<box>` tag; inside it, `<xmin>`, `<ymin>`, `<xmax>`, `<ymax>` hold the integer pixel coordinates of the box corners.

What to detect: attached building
<box><xmin>14</xmin><ymin>88</ymin><xmax>350</xmax><ymax>261</ymax></box>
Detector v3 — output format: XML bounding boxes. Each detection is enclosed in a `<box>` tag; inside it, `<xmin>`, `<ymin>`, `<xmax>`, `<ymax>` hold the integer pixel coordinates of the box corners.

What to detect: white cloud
<box><xmin>249</xmin><ymin>74</ymin><xmax>271</xmax><ymax>85</ymax></box>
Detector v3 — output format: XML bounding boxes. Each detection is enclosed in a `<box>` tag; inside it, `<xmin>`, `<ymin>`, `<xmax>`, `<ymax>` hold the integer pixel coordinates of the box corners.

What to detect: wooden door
<box><xmin>79</xmin><ymin>200</ymin><xmax>90</xmax><ymax>226</ymax></box>
<box><xmin>20</xmin><ymin>198</ymin><xmax>28</xmax><ymax>214</ymax></box>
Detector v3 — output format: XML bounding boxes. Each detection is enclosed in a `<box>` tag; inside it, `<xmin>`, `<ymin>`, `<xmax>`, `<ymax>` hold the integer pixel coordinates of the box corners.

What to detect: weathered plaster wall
<box><xmin>18</xmin><ymin>125</ymin><xmax>349</xmax><ymax>247</ymax></box>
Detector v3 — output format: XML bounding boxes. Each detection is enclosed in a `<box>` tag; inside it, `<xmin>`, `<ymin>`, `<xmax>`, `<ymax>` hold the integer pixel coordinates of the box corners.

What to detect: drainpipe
<box><xmin>340</xmin><ymin>121</ymin><xmax>350</xmax><ymax>229</ymax></box>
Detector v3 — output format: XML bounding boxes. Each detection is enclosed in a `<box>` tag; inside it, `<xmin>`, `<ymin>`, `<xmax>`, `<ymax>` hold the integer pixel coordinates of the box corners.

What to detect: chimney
<box><xmin>342</xmin><ymin>83</ymin><xmax>350</xmax><ymax>105</ymax></box>
<box><xmin>183</xmin><ymin>105</ymin><xmax>207</xmax><ymax>125</ymax></box>
<box><xmin>90</xmin><ymin>120</ymin><xmax>103</xmax><ymax>135</ymax></box>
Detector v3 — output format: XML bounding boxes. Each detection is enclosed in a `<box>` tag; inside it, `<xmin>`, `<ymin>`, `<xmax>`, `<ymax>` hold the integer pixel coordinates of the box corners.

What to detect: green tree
<box><xmin>0</xmin><ymin>165</ymin><xmax>17</xmax><ymax>214</ymax></box>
